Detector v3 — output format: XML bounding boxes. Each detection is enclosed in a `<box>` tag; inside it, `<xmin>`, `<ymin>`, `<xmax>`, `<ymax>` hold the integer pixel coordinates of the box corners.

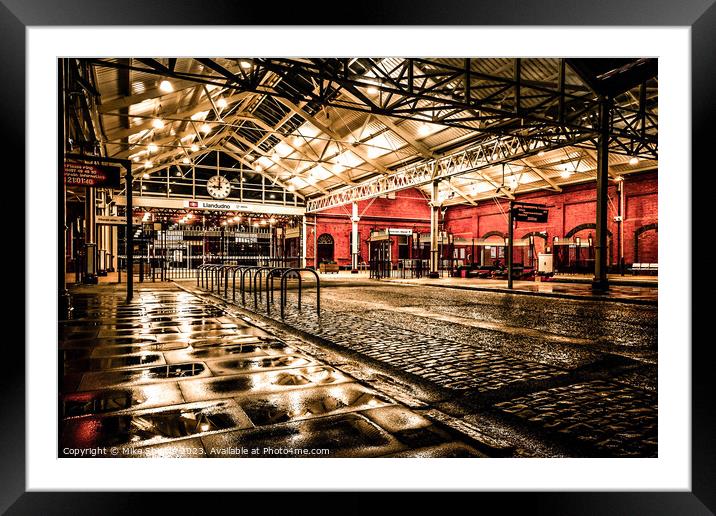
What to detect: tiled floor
<box><xmin>59</xmin><ymin>285</ymin><xmax>487</xmax><ymax>458</ymax></box>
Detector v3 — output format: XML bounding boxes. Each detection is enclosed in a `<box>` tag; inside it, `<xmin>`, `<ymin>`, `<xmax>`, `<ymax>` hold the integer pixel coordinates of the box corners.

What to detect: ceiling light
<box><xmin>216</xmin><ymin>97</ymin><xmax>227</xmax><ymax>109</ymax></box>
<box><xmin>233</xmin><ymin>215</ymin><xmax>241</xmax><ymax>222</ymax></box>
<box><xmin>287</xmin><ymin>185</ymin><xmax>296</xmax><ymax>192</ymax></box>
<box><xmin>418</xmin><ymin>123</ymin><xmax>431</xmax><ymax>137</ymax></box>
<box><xmin>269</xmin><ymin>193</ymin><xmax>276</xmax><ymax>199</ymax></box>
<box><xmin>144</xmin><ymin>160</ymin><xmax>153</xmax><ymax>168</ymax></box>
<box><xmin>629</xmin><ymin>156</ymin><xmax>640</xmax><ymax>166</ymax></box>
<box><xmin>255</xmin><ymin>165</ymin><xmax>263</xmax><ymax>172</ymax></box>
<box><xmin>159</xmin><ymin>80</ymin><xmax>173</xmax><ymax>93</ymax></box>
<box><xmin>148</xmin><ymin>143</ymin><xmax>158</xmax><ymax>153</ymax></box>
<box><xmin>182</xmin><ymin>157</ymin><xmax>190</xmax><ymax>164</ymax></box>
<box><xmin>560</xmin><ymin>169</ymin><xmax>573</xmax><ymax>179</ymax></box>
<box><xmin>240</xmin><ymin>60</ymin><xmax>252</xmax><ymax>70</ymax></box>
<box><xmin>269</xmin><ymin>217</ymin><xmax>276</xmax><ymax>225</ymax></box>
<box><xmin>133</xmin><ymin>156</ymin><xmax>140</xmax><ymax>162</ymax></box>
<box><xmin>200</xmin><ymin>123</ymin><xmax>211</xmax><ymax>134</ymax></box>
<box><xmin>176</xmin><ymin>171</ymin><xmax>182</xmax><ymax>177</ymax></box>
<box><xmin>252</xmin><ymin>222</ymin><xmax>259</xmax><ymax>227</ymax></box>
<box><xmin>190</xmin><ymin>144</ymin><xmax>199</xmax><ymax>152</ymax></box>
<box><xmin>222</xmin><ymin>220</ymin><xmax>227</xmax><ymax>226</ymax></box>
<box><xmin>143</xmin><ymin>173</ymin><xmax>150</xmax><ymax>179</ymax></box>
<box><xmin>537</xmin><ymin>150</ymin><xmax>545</xmax><ymax>157</ymax></box>
<box><xmin>152</xmin><ymin>119</ymin><xmax>165</xmax><ymax>129</ymax></box>
<box><xmin>141</xmin><ymin>185</ymin><xmax>147</xmax><ymax>190</ymax></box>
<box><xmin>366</xmin><ymin>85</ymin><xmax>379</xmax><ymax>95</ymax></box>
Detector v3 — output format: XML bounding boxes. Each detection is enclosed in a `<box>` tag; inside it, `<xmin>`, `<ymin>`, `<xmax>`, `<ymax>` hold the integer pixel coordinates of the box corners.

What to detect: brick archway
<box><xmin>565</xmin><ymin>223</ymin><xmax>612</xmax><ymax>239</ymax></box>
<box><xmin>481</xmin><ymin>230</ymin><xmax>507</xmax><ymax>240</ymax></box>
<box><xmin>634</xmin><ymin>223</ymin><xmax>658</xmax><ymax>263</ymax></box>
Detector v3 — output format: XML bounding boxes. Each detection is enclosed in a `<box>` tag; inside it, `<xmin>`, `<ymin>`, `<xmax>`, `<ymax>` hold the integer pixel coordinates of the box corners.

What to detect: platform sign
<box><xmin>513</xmin><ymin>205</ymin><xmax>548</xmax><ymax>223</ymax></box>
<box><xmin>388</xmin><ymin>228</ymin><xmax>413</xmax><ymax>236</ymax></box>
<box><xmin>96</xmin><ymin>215</ymin><xmax>141</xmax><ymax>225</ymax></box>
<box><xmin>64</xmin><ymin>161</ymin><xmax>122</xmax><ymax>188</ymax></box>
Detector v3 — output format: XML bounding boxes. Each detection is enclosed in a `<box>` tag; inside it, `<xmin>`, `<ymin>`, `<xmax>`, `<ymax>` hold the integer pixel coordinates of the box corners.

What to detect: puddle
<box><xmin>207</xmin><ymin>355</ymin><xmax>312</xmax><ymax>374</ymax></box>
<box><xmin>61</xmin><ymin>384</ymin><xmax>184</xmax><ymax>418</ymax></box>
<box><xmin>201</xmin><ymin>412</ymin><xmax>400</xmax><ymax>458</ymax></box>
<box><xmin>238</xmin><ymin>384</ymin><xmax>392</xmax><ymax>426</ymax></box>
<box><xmin>60</xmin><ymin>400</ymin><xmax>252</xmax><ymax>452</ymax></box>
<box><xmin>79</xmin><ymin>362</ymin><xmax>209</xmax><ymax>390</ymax></box>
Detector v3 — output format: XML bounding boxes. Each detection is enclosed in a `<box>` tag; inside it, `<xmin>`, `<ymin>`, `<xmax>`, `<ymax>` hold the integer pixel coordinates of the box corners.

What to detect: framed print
<box><xmin>6</xmin><ymin>0</ymin><xmax>714</xmax><ymax>513</ymax></box>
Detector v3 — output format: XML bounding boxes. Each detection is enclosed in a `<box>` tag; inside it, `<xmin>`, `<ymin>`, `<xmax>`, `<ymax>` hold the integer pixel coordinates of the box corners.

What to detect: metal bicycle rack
<box><xmin>239</xmin><ymin>266</ymin><xmax>262</xmax><ymax>306</ymax></box>
<box><xmin>264</xmin><ymin>267</ymin><xmax>291</xmax><ymax>313</ymax></box>
<box><xmin>223</xmin><ymin>265</ymin><xmax>244</xmax><ymax>298</ymax></box>
<box><xmin>279</xmin><ymin>268</ymin><xmax>320</xmax><ymax>319</ymax></box>
<box><xmin>197</xmin><ymin>264</ymin><xmax>212</xmax><ymax>288</ymax></box>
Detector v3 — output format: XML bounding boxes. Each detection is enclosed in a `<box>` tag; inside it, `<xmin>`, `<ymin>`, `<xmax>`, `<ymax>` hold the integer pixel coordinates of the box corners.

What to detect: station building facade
<box><xmin>306</xmin><ymin>171</ymin><xmax>657</xmax><ymax>271</ymax></box>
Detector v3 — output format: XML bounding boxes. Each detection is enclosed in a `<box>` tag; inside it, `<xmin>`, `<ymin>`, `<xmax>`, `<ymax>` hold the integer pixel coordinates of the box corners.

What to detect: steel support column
<box><xmin>302</xmin><ymin>215</ymin><xmax>307</xmax><ymax>269</ymax></box>
<box><xmin>59</xmin><ymin>59</ymin><xmax>72</xmax><ymax>317</ymax></box>
<box><xmin>429</xmin><ymin>181</ymin><xmax>440</xmax><ymax>278</ymax></box>
<box><xmin>351</xmin><ymin>201</ymin><xmax>359</xmax><ymax>273</ymax></box>
<box><xmin>592</xmin><ymin>98</ymin><xmax>611</xmax><ymax>291</ymax></box>
<box><xmin>507</xmin><ymin>201</ymin><xmax>514</xmax><ymax>289</ymax></box>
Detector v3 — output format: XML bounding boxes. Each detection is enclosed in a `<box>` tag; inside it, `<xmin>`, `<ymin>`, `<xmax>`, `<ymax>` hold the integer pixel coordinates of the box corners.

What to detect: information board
<box><xmin>64</xmin><ymin>162</ymin><xmax>122</xmax><ymax>188</ymax></box>
<box><xmin>513</xmin><ymin>205</ymin><xmax>549</xmax><ymax>223</ymax></box>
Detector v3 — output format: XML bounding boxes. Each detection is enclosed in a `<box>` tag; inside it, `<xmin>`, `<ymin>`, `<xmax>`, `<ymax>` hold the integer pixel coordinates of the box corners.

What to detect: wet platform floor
<box><xmin>60</xmin><ymin>284</ymin><xmax>488</xmax><ymax>458</ymax></box>
<box><xmin>185</xmin><ymin>277</ymin><xmax>657</xmax><ymax>458</ymax></box>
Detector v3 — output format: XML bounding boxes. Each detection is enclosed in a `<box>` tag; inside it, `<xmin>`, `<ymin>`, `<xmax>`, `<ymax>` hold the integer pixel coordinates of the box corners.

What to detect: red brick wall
<box><xmin>301</xmin><ymin>172</ymin><xmax>657</xmax><ymax>268</ymax></box>
<box><xmin>443</xmin><ymin>170</ymin><xmax>658</xmax><ymax>267</ymax></box>
<box><xmin>307</xmin><ymin>188</ymin><xmax>432</xmax><ymax>267</ymax></box>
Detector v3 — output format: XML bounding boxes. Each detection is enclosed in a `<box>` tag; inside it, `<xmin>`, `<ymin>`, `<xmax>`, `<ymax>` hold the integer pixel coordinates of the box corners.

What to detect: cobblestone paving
<box><xmin>494</xmin><ymin>380</ymin><xmax>657</xmax><ymax>457</ymax></box>
<box><xmin>267</xmin><ymin>298</ymin><xmax>568</xmax><ymax>392</ymax></box>
<box><xmin>207</xmin><ymin>279</ymin><xmax>658</xmax><ymax>458</ymax></box>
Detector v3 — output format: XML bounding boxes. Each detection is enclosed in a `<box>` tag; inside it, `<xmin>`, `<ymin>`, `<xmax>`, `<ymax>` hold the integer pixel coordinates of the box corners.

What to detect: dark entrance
<box><xmin>317</xmin><ymin>233</ymin><xmax>335</xmax><ymax>263</ymax></box>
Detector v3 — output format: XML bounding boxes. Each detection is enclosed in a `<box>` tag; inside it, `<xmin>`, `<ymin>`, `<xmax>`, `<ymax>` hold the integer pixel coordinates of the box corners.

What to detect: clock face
<box><xmin>206</xmin><ymin>175</ymin><xmax>231</xmax><ymax>199</ymax></box>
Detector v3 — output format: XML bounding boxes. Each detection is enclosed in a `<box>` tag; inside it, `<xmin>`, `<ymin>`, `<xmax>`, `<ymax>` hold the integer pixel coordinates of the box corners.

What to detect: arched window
<box><xmin>317</xmin><ymin>233</ymin><xmax>335</xmax><ymax>263</ymax></box>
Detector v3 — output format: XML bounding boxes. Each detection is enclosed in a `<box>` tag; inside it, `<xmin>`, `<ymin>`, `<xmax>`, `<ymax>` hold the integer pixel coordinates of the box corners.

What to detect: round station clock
<box><xmin>206</xmin><ymin>174</ymin><xmax>231</xmax><ymax>199</ymax></box>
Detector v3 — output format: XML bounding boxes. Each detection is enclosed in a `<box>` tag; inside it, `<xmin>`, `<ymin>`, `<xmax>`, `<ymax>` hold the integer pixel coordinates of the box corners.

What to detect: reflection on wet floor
<box><xmin>60</xmin><ymin>285</ymin><xmax>482</xmax><ymax>458</ymax></box>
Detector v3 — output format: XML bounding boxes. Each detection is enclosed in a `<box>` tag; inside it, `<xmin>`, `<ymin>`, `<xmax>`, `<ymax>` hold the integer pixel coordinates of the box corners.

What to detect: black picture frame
<box><xmin>7</xmin><ymin>1</ymin><xmax>712</xmax><ymax>513</ymax></box>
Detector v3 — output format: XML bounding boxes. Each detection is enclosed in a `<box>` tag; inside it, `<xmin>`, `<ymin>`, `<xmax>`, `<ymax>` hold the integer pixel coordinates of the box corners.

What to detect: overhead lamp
<box><xmin>148</xmin><ymin>143</ymin><xmax>158</xmax><ymax>153</ymax></box>
<box><xmin>182</xmin><ymin>157</ymin><xmax>191</xmax><ymax>164</ymax></box>
<box><xmin>187</xmin><ymin>213</ymin><xmax>194</xmax><ymax>219</ymax></box>
<box><xmin>143</xmin><ymin>172</ymin><xmax>150</xmax><ymax>179</ymax></box>
<box><xmin>269</xmin><ymin>217</ymin><xmax>276</xmax><ymax>225</ymax></box>
<box><xmin>200</xmin><ymin>123</ymin><xmax>211</xmax><ymax>134</ymax></box>
<box><xmin>366</xmin><ymin>85</ymin><xmax>379</xmax><ymax>95</ymax></box>
<box><xmin>255</xmin><ymin>165</ymin><xmax>263</xmax><ymax>172</ymax></box>
<box><xmin>133</xmin><ymin>156</ymin><xmax>140</xmax><ymax>162</ymax></box>
<box><xmin>233</xmin><ymin>215</ymin><xmax>241</xmax><ymax>222</ymax></box>
<box><xmin>287</xmin><ymin>185</ymin><xmax>296</xmax><ymax>192</ymax></box>
<box><xmin>560</xmin><ymin>168</ymin><xmax>573</xmax><ymax>179</ymax></box>
<box><xmin>252</xmin><ymin>222</ymin><xmax>259</xmax><ymax>227</ymax></box>
<box><xmin>144</xmin><ymin>160</ymin><xmax>153</xmax><ymax>168</ymax></box>
<box><xmin>190</xmin><ymin>144</ymin><xmax>199</xmax><ymax>152</ymax></box>
<box><xmin>152</xmin><ymin>119</ymin><xmax>165</xmax><ymax>129</ymax></box>
<box><xmin>159</xmin><ymin>80</ymin><xmax>174</xmax><ymax>93</ymax></box>
<box><xmin>176</xmin><ymin>170</ymin><xmax>182</xmax><ymax>177</ymax></box>
<box><xmin>269</xmin><ymin>193</ymin><xmax>276</xmax><ymax>199</ymax></box>
<box><xmin>537</xmin><ymin>150</ymin><xmax>545</xmax><ymax>157</ymax></box>
<box><xmin>418</xmin><ymin>123</ymin><xmax>431</xmax><ymax>137</ymax></box>
<box><xmin>629</xmin><ymin>156</ymin><xmax>640</xmax><ymax>166</ymax></box>
<box><xmin>240</xmin><ymin>60</ymin><xmax>252</xmax><ymax>70</ymax></box>
<box><xmin>141</xmin><ymin>185</ymin><xmax>147</xmax><ymax>190</ymax></box>
<box><xmin>216</xmin><ymin>97</ymin><xmax>227</xmax><ymax>109</ymax></box>
<box><xmin>222</xmin><ymin>220</ymin><xmax>227</xmax><ymax>226</ymax></box>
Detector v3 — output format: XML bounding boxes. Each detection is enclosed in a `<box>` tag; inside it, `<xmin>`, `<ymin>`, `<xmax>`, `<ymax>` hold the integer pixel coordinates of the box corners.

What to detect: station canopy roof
<box><xmin>72</xmin><ymin>57</ymin><xmax>657</xmax><ymax>210</ymax></box>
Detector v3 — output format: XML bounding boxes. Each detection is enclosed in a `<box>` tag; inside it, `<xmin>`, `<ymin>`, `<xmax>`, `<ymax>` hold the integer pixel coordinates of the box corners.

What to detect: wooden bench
<box><xmin>319</xmin><ymin>263</ymin><xmax>340</xmax><ymax>274</ymax></box>
<box><xmin>629</xmin><ymin>263</ymin><xmax>658</xmax><ymax>275</ymax></box>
